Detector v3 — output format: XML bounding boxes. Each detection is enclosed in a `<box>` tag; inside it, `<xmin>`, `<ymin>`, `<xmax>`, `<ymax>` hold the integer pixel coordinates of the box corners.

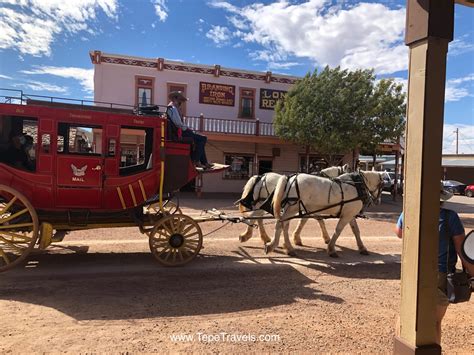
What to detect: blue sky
<box><xmin>0</xmin><ymin>0</ymin><xmax>472</xmax><ymax>153</ymax></box>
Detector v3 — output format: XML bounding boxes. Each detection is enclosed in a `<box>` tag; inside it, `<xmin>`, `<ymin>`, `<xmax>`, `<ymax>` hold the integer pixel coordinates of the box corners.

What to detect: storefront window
<box><xmin>223</xmin><ymin>154</ymin><xmax>254</xmax><ymax>179</ymax></box>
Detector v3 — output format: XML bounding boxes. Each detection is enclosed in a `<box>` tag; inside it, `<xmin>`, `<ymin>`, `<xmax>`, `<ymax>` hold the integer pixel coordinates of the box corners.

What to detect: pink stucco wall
<box><xmin>93</xmin><ymin>54</ymin><xmax>297</xmax><ymax>124</ymax></box>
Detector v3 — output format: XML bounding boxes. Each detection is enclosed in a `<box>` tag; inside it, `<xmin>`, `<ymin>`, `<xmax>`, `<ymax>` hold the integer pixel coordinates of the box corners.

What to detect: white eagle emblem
<box><xmin>71</xmin><ymin>164</ymin><xmax>88</xmax><ymax>176</ymax></box>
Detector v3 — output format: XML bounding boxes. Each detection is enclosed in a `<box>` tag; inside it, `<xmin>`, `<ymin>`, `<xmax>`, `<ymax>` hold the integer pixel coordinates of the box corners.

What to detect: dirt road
<box><xmin>0</xmin><ymin>195</ymin><xmax>473</xmax><ymax>353</ymax></box>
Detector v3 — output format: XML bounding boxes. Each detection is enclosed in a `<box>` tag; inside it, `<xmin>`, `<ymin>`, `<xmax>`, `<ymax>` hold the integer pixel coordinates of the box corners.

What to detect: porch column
<box><xmin>394</xmin><ymin>0</ymin><xmax>454</xmax><ymax>353</ymax></box>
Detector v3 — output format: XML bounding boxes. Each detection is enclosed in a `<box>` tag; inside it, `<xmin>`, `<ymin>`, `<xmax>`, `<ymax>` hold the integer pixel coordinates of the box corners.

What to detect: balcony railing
<box><xmin>184</xmin><ymin>115</ymin><xmax>276</xmax><ymax>137</ymax></box>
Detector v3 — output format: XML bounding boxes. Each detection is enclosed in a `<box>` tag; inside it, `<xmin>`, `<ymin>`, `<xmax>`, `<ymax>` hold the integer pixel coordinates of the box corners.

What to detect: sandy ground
<box><xmin>0</xmin><ymin>193</ymin><xmax>473</xmax><ymax>353</ymax></box>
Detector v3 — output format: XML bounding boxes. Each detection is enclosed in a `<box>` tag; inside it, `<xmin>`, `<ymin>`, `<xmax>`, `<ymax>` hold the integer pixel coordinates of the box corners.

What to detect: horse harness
<box><xmin>238</xmin><ymin>173</ymin><xmax>272</xmax><ymax>210</ymax></box>
<box><xmin>279</xmin><ymin>172</ymin><xmax>379</xmax><ymax>220</ymax></box>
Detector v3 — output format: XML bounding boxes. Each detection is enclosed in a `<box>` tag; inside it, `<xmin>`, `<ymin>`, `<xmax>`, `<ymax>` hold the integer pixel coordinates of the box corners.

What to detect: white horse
<box><xmin>266</xmin><ymin>171</ymin><xmax>384</xmax><ymax>257</ymax></box>
<box><xmin>237</xmin><ymin>165</ymin><xmax>349</xmax><ymax>245</ymax></box>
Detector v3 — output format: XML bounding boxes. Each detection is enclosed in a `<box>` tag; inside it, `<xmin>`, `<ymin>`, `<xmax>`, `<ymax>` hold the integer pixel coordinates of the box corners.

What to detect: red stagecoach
<box><xmin>0</xmin><ymin>89</ymin><xmax>220</xmax><ymax>272</ymax></box>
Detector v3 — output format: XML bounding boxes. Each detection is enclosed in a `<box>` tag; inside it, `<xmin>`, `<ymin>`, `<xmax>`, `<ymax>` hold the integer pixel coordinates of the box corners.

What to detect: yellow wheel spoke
<box><xmin>181</xmin><ymin>224</ymin><xmax>195</xmax><ymax>235</ymax></box>
<box><xmin>0</xmin><ymin>236</ymin><xmax>25</xmax><ymax>252</ymax></box>
<box><xmin>0</xmin><ymin>222</ymin><xmax>33</xmax><ymax>230</ymax></box>
<box><xmin>162</xmin><ymin>222</ymin><xmax>174</xmax><ymax>236</ymax></box>
<box><xmin>163</xmin><ymin>248</ymin><xmax>173</xmax><ymax>261</ymax></box>
<box><xmin>172</xmin><ymin>249</ymin><xmax>177</xmax><ymax>263</ymax></box>
<box><xmin>0</xmin><ymin>231</ymin><xmax>32</xmax><ymax>242</ymax></box>
<box><xmin>0</xmin><ymin>249</ymin><xmax>11</xmax><ymax>264</ymax></box>
<box><xmin>151</xmin><ymin>240</ymin><xmax>169</xmax><ymax>249</ymax></box>
<box><xmin>0</xmin><ymin>197</ymin><xmax>17</xmax><ymax>215</ymax></box>
<box><xmin>185</xmin><ymin>231</ymin><xmax>200</xmax><ymax>239</ymax></box>
<box><xmin>177</xmin><ymin>249</ymin><xmax>184</xmax><ymax>261</ymax></box>
<box><xmin>157</xmin><ymin>246</ymin><xmax>171</xmax><ymax>257</ymax></box>
<box><xmin>1</xmin><ymin>208</ymin><xmax>29</xmax><ymax>224</ymax></box>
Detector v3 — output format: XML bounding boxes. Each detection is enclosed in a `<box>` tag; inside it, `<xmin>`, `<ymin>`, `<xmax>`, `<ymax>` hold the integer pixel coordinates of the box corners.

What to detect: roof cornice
<box><xmin>89</xmin><ymin>50</ymin><xmax>300</xmax><ymax>85</ymax></box>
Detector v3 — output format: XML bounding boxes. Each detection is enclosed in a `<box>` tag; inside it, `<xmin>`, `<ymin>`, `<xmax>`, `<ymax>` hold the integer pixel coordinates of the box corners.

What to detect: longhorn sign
<box><xmin>71</xmin><ymin>164</ymin><xmax>88</xmax><ymax>177</ymax></box>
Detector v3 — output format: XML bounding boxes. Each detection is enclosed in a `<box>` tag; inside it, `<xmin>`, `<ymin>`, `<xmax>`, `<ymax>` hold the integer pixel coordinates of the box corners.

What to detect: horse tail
<box><xmin>239</xmin><ymin>175</ymin><xmax>259</xmax><ymax>212</ymax></box>
<box><xmin>273</xmin><ymin>175</ymin><xmax>288</xmax><ymax>219</ymax></box>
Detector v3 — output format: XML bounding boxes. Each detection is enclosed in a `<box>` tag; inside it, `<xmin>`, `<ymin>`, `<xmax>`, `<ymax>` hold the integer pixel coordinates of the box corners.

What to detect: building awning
<box><xmin>442</xmin><ymin>158</ymin><xmax>474</xmax><ymax>167</ymax></box>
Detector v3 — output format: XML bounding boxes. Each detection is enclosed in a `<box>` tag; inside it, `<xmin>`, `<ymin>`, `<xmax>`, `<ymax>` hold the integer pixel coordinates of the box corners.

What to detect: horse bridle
<box><xmin>359</xmin><ymin>171</ymin><xmax>384</xmax><ymax>205</ymax></box>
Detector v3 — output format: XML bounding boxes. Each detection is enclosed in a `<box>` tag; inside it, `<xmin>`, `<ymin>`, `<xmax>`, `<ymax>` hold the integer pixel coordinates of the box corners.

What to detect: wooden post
<box><xmin>394</xmin><ymin>1</ymin><xmax>454</xmax><ymax>353</ymax></box>
<box><xmin>199</xmin><ymin>113</ymin><xmax>204</xmax><ymax>132</ymax></box>
<box><xmin>255</xmin><ymin>118</ymin><xmax>260</xmax><ymax>136</ymax></box>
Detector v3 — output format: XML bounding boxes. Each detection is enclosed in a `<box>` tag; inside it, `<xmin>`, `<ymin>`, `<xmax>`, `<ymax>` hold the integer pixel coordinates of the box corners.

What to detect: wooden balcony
<box><xmin>183</xmin><ymin>115</ymin><xmax>289</xmax><ymax>144</ymax></box>
<box><xmin>182</xmin><ymin>115</ymin><xmax>402</xmax><ymax>151</ymax></box>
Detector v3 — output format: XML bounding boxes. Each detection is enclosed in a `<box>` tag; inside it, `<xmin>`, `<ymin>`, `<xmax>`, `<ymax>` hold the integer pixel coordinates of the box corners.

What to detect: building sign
<box><xmin>259</xmin><ymin>89</ymin><xmax>287</xmax><ymax>110</ymax></box>
<box><xmin>199</xmin><ymin>82</ymin><xmax>235</xmax><ymax>106</ymax></box>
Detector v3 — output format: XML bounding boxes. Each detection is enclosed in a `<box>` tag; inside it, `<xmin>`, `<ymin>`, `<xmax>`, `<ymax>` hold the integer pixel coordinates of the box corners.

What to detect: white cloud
<box><xmin>209</xmin><ymin>0</ymin><xmax>407</xmax><ymax>74</ymax></box>
<box><xmin>0</xmin><ymin>74</ymin><xmax>13</xmax><ymax>80</ymax></box>
<box><xmin>21</xmin><ymin>66</ymin><xmax>94</xmax><ymax>93</ymax></box>
<box><xmin>390</xmin><ymin>74</ymin><xmax>474</xmax><ymax>103</ymax></box>
<box><xmin>0</xmin><ymin>0</ymin><xmax>118</xmax><ymax>57</ymax></box>
<box><xmin>152</xmin><ymin>0</ymin><xmax>168</xmax><ymax>22</ymax></box>
<box><xmin>16</xmin><ymin>80</ymin><xmax>68</xmax><ymax>94</ymax></box>
<box><xmin>206</xmin><ymin>25</ymin><xmax>231</xmax><ymax>46</ymax></box>
<box><xmin>267</xmin><ymin>62</ymin><xmax>300</xmax><ymax>70</ymax></box>
<box><xmin>443</xmin><ymin>123</ymin><xmax>474</xmax><ymax>154</ymax></box>
<box><xmin>445</xmin><ymin>74</ymin><xmax>474</xmax><ymax>102</ymax></box>
<box><xmin>449</xmin><ymin>36</ymin><xmax>474</xmax><ymax>57</ymax></box>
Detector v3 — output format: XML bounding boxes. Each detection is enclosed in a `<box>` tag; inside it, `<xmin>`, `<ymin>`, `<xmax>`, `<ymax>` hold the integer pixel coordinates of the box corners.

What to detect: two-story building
<box><xmin>90</xmin><ymin>51</ymin><xmax>359</xmax><ymax>193</ymax></box>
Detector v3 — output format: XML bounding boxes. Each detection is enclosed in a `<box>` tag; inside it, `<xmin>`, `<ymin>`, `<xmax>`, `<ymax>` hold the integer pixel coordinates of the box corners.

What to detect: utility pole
<box><xmin>454</xmin><ymin>128</ymin><xmax>459</xmax><ymax>154</ymax></box>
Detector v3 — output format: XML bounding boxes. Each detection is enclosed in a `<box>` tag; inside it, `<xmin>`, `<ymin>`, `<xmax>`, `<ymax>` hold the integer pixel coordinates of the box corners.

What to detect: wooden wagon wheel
<box><xmin>146</xmin><ymin>200</ymin><xmax>182</xmax><ymax>216</ymax></box>
<box><xmin>147</xmin><ymin>214</ymin><xmax>203</xmax><ymax>266</ymax></box>
<box><xmin>0</xmin><ymin>185</ymin><xmax>39</xmax><ymax>272</ymax></box>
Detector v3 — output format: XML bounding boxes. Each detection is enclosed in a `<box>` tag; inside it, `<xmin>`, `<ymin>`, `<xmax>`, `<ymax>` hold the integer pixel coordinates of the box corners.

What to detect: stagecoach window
<box><xmin>223</xmin><ymin>154</ymin><xmax>254</xmax><ymax>180</ymax></box>
<box><xmin>0</xmin><ymin>116</ymin><xmax>37</xmax><ymax>171</ymax></box>
<box><xmin>119</xmin><ymin>126</ymin><xmax>153</xmax><ymax>175</ymax></box>
<box><xmin>57</xmin><ymin>123</ymin><xmax>103</xmax><ymax>155</ymax></box>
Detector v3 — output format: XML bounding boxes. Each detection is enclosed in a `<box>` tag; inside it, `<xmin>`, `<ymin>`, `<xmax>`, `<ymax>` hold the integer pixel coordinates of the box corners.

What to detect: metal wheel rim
<box><xmin>0</xmin><ymin>185</ymin><xmax>39</xmax><ymax>272</ymax></box>
<box><xmin>147</xmin><ymin>214</ymin><xmax>202</xmax><ymax>266</ymax></box>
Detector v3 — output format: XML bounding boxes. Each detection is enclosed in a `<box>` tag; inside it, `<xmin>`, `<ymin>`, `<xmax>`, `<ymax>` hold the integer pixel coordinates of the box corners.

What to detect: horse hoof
<box><xmin>328</xmin><ymin>252</ymin><xmax>339</xmax><ymax>258</ymax></box>
<box><xmin>359</xmin><ymin>249</ymin><xmax>369</xmax><ymax>256</ymax></box>
<box><xmin>324</xmin><ymin>240</ymin><xmax>330</xmax><ymax>245</ymax></box>
<box><xmin>264</xmin><ymin>244</ymin><xmax>273</xmax><ymax>254</ymax></box>
<box><xmin>287</xmin><ymin>250</ymin><xmax>298</xmax><ymax>257</ymax></box>
<box><xmin>294</xmin><ymin>240</ymin><xmax>303</xmax><ymax>246</ymax></box>
<box><xmin>261</xmin><ymin>236</ymin><xmax>271</xmax><ymax>244</ymax></box>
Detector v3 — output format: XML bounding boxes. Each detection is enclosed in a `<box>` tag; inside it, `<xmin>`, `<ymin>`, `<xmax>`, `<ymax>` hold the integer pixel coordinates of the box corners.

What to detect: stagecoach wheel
<box><xmin>147</xmin><ymin>214</ymin><xmax>203</xmax><ymax>266</ymax></box>
<box><xmin>146</xmin><ymin>201</ymin><xmax>182</xmax><ymax>216</ymax></box>
<box><xmin>0</xmin><ymin>185</ymin><xmax>39</xmax><ymax>272</ymax></box>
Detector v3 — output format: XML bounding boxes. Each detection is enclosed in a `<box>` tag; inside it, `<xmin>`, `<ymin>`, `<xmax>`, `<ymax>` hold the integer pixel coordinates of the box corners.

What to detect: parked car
<box><xmin>442</xmin><ymin>180</ymin><xmax>467</xmax><ymax>195</ymax></box>
<box><xmin>382</xmin><ymin>172</ymin><xmax>402</xmax><ymax>193</ymax></box>
<box><xmin>465</xmin><ymin>185</ymin><xmax>474</xmax><ymax>197</ymax></box>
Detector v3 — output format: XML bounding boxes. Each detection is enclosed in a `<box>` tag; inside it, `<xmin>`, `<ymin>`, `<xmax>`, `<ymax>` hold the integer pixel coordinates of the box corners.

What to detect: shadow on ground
<box><xmin>236</xmin><ymin>245</ymin><xmax>401</xmax><ymax>281</ymax></box>
<box><xmin>0</xmin><ymin>251</ymin><xmax>343</xmax><ymax>321</ymax></box>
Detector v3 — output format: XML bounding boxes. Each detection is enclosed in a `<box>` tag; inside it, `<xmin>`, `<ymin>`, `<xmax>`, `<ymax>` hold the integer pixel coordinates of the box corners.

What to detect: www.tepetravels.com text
<box><xmin>170</xmin><ymin>332</ymin><xmax>281</xmax><ymax>343</ymax></box>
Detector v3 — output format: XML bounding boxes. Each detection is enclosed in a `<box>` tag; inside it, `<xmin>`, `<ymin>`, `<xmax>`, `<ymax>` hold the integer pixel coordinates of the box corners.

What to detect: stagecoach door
<box><xmin>55</xmin><ymin>123</ymin><xmax>104</xmax><ymax>209</ymax></box>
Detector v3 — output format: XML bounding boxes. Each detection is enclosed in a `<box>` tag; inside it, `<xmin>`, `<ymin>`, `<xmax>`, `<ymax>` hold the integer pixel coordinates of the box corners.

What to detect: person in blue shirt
<box><xmin>395</xmin><ymin>186</ymin><xmax>473</xmax><ymax>344</ymax></box>
<box><xmin>167</xmin><ymin>91</ymin><xmax>212</xmax><ymax>169</ymax></box>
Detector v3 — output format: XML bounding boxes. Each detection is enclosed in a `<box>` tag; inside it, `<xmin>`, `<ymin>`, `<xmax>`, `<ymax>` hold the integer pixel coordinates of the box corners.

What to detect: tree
<box><xmin>274</xmin><ymin>66</ymin><xmax>405</xmax><ymax>166</ymax></box>
<box><xmin>359</xmin><ymin>79</ymin><xmax>406</xmax><ymax>165</ymax></box>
